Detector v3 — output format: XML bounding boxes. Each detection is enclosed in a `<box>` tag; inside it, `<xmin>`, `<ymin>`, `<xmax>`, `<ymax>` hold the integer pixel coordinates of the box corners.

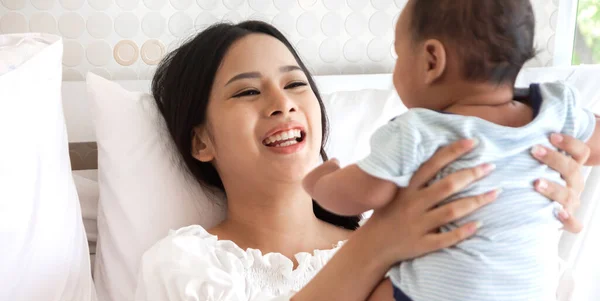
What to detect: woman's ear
<box><xmin>422</xmin><ymin>39</ymin><xmax>447</xmax><ymax>85</ymax></box>
<box><xmin>191</xmin><ymin>127</ymin><xmax>215</xmax><ymax>162</ymax></box>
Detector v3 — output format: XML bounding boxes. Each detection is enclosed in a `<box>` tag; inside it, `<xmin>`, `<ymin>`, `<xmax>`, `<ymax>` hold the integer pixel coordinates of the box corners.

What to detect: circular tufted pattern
<box><xmin>170</xmin><ymin>0</ymin><xmax>192</xmax><ymax>10</ymax></box>
<box><xmin>1</xmin><ymin>12</ymin><xmax>28</xmax><ymax>33</ymax></box>
<box><xmin>343</xmin><ymin>38</ymin><xmax>366</xmax><ymax>62</ymax></box>
<box><xmin>88</xmin><ymin>0</ymin><xmax>111</xmax><ymax>10</ymax></box>
<box><xmin>116</xmin><ymin>0</ymin><xmax>139</xmax><ymax>10</ymax></box>
<box><xmin>114</xmin><ymin>40</ymin><xmax>140</xmax><ymax>66</ymax></box>
<box><xmin>194</xmin><ymin>11</ymin><xmax>218</xmax><ymax>30</ymax></box>
<box><xmin>86</xmin><ymin>41</ymin><xmax>112</xmax><ymax>66</ymax></box>
<box><xmin>319</xmin><ymin>38</ymin><xmax>341</xmax><ymax>63</ymax></box>
<box><xmin>196</xmin><ymin>0</ymin><xmax>218</xmax><ymax>9</ymax></box>
<box><xmin>367</xmin><ymin>38</ymin><xmax>390</xmax><ymax>62</ymax></box>
<box><xmin>30</xmin><ymin>12</ymin><xmax>58</xmax><ymax>34</ymax></box>
<box><xmin>63</xmin><ymin>40</ymin><xmax>85</xmax><ymax>67</ymax></box>
<box><xmin>345</xmin><ymin>12</ymin><xmax>367</xmax><ymax>36</ymax></box>
<box><xmin>115</xmin><ymin>12</ymin><xmax>139</xmax><ymax>38</ymax></box>
<box><xmin>58</xmin><ymin>12</ymin><xmax>85</xmax><ymax>38</ymax></box>
<box><xmin>143</xmin><ymin>0</ymin><xmax>166</xmax><ymax>10</ymax></box>
<box><xmin>31</xmin><ymin>0</ymin><xmax>55</xmax><ymax>10</ymax></box>
<box><xmin>87</xmin><ymin>13</ymin><xmax>113</xmax><ymax>38</ymax></box>
<box><xmin>369</xmin><ymin>11</ymin><xmax>392</xmax><ymax>36</ymax></box>
<box><xmin>0</xmin><ymin>0</ymin><xmax>559</xmax><ymax>78</ymax></box>
<box><xmin>60</xmin><ymin>0</ymin><xmax>84</xmax><ymax>10</ymax></box>
<box><xmin>141</xmin><ymin>39</ymin><xmax>166</xmax><ymax>65</ymax></box>
<box><xmin>320</xmin><ymin>12</ymin><xmax>342</xmax><ymax>37</ymax></box>
<box><xmin>2</xmin><ymin>0</ymin><xmax>26</xmax><ymax>9</ymax></box>
<box><xmin>142</xmin><ymin>12</ymin><xmax>166</xmax><ymax>38</ymax></box>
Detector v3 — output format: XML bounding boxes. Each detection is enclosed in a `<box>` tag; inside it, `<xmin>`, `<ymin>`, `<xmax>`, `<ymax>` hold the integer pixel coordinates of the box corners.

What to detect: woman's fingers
<box><xmin>423</xmin><ymin>221</ymin><xmax>481</xmax><ymax>252</ymax></box>
<box><xmin>549</xmin><ymin>133</ymin><xmax>591</xmax><ymax>165</ymax></box>
<box><xmin>410</xmin><ymin>139</ymin><xmax>477</xmax><ymax>188</ymax></box>
<box><xmin>531</xmin><ymin>145</ymin><xmax>585</xmax><ymax>192</ymax></box>
<box><xmin>534</xmin><ymin>179</ymin><xmax>579</xmax><ymax>212</ymax></box>
<box><xmin>557</xmin><ymin>210</ymin><xmax>584</xmax><ymax>233</ymax></box>
<box><xmin>422</xmin><ymin>163</ymin><xmax>496</xmax><ymax>210</ymax></box>
<box><xmin>534</xmin><ymin>179</ymin><xmax>583</xmax><ymax>233</ymax></box>
<box><xmin>424</xmin><ymin>189</ymin><xmax>499</xmax><ymax>231</ymax></box>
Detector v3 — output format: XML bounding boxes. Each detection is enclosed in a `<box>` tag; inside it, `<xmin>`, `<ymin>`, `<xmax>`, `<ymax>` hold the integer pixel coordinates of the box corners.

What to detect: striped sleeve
<box><xmin>356</xmin><ymin>115</ymin><xmax>422</xmax><ymax>187</ymax></box>
<box><xmin>561</xmin><ymin>83</ymin><xmax>596</xmax><ymax>142</ymax></box>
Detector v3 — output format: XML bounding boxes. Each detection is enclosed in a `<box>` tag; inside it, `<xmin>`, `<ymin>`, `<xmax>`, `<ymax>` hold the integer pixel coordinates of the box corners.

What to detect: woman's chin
<box><xmin>264</xmin><ymin>163</ymin><xmax>315</xmax><ymax>185</ymax></box>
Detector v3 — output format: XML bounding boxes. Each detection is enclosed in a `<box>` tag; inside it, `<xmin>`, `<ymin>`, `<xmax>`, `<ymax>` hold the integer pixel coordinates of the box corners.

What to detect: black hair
<box><xmin>152</xmin><ymin>21</ymin><xmax>360</xmax><ymax>230</ymax></box>
<box><xmin>409</xmin><ymin>0</ymin><xmax>537</xmax><ymax>84</ymax></box>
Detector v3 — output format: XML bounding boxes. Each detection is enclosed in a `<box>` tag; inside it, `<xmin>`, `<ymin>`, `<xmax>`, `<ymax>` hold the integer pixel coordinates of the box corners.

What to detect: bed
<box><xmin>3</xmin><ymin>34</ymin><xmax>599</xmax><ymax>301</ymax></box>
<box><xmin>65</xmin><ymin>68</ymin><xmax>600</xmax><ymax>301</ymax></box>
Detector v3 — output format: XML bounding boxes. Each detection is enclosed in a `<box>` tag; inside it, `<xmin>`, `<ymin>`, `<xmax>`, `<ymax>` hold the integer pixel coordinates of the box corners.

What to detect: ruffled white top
<box><xmin>134</xmin><ymin>225</ymin><xmax>344</xmax><ymax>301</ymax></box>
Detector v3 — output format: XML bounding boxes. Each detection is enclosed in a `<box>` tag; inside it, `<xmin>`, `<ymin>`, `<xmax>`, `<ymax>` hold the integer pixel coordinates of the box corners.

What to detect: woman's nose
<box><xmin>266</xmin><ymin>89</ymin><xmax>297</xmax><ymax>117</ymax></box>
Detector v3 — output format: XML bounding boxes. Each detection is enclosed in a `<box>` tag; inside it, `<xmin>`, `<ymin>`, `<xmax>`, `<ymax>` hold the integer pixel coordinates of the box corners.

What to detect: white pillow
<box><xmin>324</xmin><ymin>89</ymin><xmax>407</xmax><ymax>166</ymax></box>
<box><xmin>87</xmin><ymin>73</ymin><xmax>406</xmax><ymax>301</ymax></box>
<box><xmin>0</xmin><ymin>33</ymin><xmax>95</xmax><ymax>301</ymax></box>
<box><xmin>87</xmin><ymin>74</ymin><xmax>226</xmax><ymax>301</ymax></box>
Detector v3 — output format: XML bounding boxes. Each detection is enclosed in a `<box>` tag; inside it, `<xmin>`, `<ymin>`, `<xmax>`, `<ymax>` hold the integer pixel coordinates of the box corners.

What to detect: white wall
<box><xmin>0</xmin><ymin>0</ymin><xmax>560</xmax><ymax>80</ymax></box>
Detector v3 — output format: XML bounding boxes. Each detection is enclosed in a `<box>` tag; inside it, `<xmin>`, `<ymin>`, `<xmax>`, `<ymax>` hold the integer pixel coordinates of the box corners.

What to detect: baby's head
<box><xmin>393</xmin><ymin>0</ymin><xmax>536</xmax><ymax>110</ymax></box>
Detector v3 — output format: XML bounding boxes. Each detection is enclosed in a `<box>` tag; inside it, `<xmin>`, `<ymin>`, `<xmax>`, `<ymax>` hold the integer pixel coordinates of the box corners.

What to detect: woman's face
<box><xmin>393</xmin><ymin>1</ymin><xmax>425</xmax><ymax>109</ymax></box>
<box><xmin>200</xmin><ymin>34</ymin><xmax>323</xmax><ymax>188</ymax></box>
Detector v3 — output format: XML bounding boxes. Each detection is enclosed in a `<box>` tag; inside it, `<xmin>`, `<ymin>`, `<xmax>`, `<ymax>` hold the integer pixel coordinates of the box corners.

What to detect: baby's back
<box><xmin>359</xmin><ymin>82</ymin><xmax>596</xmax><ymax>301</ymax></box>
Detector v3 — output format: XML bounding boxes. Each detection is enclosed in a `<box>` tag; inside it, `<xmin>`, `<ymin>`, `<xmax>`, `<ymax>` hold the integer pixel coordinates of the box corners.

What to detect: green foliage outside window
<box><xmin>573</xmin><ymin>0</ymin><xmax>600</xmax><ymax>64</ymax></box>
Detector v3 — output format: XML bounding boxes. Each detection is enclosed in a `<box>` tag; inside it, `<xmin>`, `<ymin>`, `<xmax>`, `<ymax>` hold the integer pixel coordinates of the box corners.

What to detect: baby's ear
<box><xmin>422</xmin><ymin>39</ymin><xmax>447</xmax><ymax>85</ymax></box>
<box><xmin>192</xmin><ymin>127</ymin><xmax>215</xmax><ymax>162</ymax></box>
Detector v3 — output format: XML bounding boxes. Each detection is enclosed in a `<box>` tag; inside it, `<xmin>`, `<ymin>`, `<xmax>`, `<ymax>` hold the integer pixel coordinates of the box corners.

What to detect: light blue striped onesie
<box><xmin>357</xmin><ymin>82</ymin><xmax>596</xmax><ymax>301</ymax></box>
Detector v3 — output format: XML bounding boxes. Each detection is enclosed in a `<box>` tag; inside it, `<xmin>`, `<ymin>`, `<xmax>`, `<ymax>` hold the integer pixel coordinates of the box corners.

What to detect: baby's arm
<box><xmin>585</xmin><ymin>114</ymin><xmax>599</xmax><ymax>165</ymax></box>
<box><xmin>303</xmin><ymin>161</ymin><xmax>398</xmax><ymax>216</ymax></box>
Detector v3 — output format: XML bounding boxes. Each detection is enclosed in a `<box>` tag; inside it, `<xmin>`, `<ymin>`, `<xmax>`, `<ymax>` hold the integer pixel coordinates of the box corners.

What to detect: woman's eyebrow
<box><xmin>225</xmin><ymin>65</ymin><xmax>302</xmax><ymax>86</ymax></box>
<box><xmin>279</xmin><ymin>65</ymin><xmax>301</xmax><ymax>73</ymax></box>
<box><xmin>225</xmin><ymin>72</ymin><xmax>261</xmax><ymax>86</ymax></box>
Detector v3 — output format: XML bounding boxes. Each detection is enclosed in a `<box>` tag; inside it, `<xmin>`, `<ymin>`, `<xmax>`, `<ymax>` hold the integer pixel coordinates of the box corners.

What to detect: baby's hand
<box><xmin>302</xmin><ymin>159</ymin><xmax>340</xmax><ymax>195</ymax></box>
<box><xmin>320</xmin><ymin>158</ymin><xmax>341</xmax><ymax>171</ymax></box>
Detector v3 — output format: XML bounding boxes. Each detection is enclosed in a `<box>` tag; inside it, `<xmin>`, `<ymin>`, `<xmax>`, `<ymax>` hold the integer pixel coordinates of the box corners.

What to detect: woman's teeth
<box><xmin>264</xmin><ymin>129</ymin><xmax>303</xmax><ymax>146</ymax></box>
<box><xmin>275</xmin><ymin>140</ymin><xmax>298</xmax><ymax>147</ymax></box>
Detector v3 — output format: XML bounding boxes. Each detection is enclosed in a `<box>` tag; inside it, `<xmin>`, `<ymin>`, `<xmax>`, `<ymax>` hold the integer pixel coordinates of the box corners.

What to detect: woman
<box><xmin>135</xmin><ymin>21</ymin><xmax>590</xmax><ymax>301</ymax></box>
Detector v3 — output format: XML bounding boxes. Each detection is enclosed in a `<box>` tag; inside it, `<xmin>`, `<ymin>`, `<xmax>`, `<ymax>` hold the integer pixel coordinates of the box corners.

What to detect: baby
<box><xmin>303</xmin><ymin>1</ymin><xmax>599</xmax><ymax>301</ymax></box>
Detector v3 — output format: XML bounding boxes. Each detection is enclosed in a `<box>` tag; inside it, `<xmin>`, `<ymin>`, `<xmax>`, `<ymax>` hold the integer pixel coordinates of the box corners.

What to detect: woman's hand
<box><xmin>363</xmin><ymin>139</ymin><xmax>499</xmax><ymax>266</ymax></box>
<box><xmin>295</xmin><ymin>139</ymin><xmax>497</xmax><ymax>301</ymax></box>
<box><xmin>531</xmin><ymin>133</ymin><xmax>591</xmax><ymax>233</ymax></box>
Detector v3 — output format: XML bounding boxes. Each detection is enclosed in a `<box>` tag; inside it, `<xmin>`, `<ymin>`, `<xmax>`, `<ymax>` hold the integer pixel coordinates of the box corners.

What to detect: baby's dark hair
<box><xmin>409</xmin><ymin>0</ymin><xmax>536</xmax><ymax>84</ymax></box>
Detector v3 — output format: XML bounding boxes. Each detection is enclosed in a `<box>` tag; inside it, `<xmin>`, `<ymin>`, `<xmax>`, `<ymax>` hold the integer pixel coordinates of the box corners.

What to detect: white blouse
<box><xmin>135</xmin><ymin>225</ymin><xmax>344</xmax><ymax>301</ymax></box>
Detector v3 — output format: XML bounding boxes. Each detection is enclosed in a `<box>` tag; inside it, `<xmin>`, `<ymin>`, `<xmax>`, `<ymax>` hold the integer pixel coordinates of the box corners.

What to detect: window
<box><xmin>573</xmin><ymin>0</ymin><xmax>600</xmax><ymax>64</ymax></box>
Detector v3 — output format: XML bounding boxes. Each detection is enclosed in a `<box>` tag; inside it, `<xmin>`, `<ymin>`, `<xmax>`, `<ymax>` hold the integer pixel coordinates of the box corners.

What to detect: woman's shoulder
<box><xmin>136</xmin><ymin>225</ymin><xmax>254</xmax><ymax>300</ymax></box>
<box><xmin>143</xmin><ymin>224</ymin><xmax>246</xmax><ymax>261</ymax></box>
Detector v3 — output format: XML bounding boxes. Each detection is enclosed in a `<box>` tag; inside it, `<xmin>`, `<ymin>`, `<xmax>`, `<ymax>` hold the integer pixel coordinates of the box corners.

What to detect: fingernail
<box><xmin>531</xmin><ymin>146</ymin><xmax>547</xmax><ymax>158</ymax></box>
<box><xmin>551</xmin><ymin>133</ymin><xmax>564</xmax><ymax>144</ymax></box>
<box><xmin>482</xmin><ymin>163</ymin><xmax>496</xmax><ymax>174</ymax></box>
<box><xmin>536</xmin><ymin>179</ymin><xmax>548</xmax><ymax>192</ymax></box>
<box><xmin>558</xmin><ymin>210</ymin><xmax>570</xmax><ymax>220</ymax></box>
<box><xmin>487</xmin><ymin>188</ymin><xmax>503</xmax><ymax>199</ymax></box>
<box><xmin>471</xmin><ymin>138</ymin><xmax>480</xmax><ymax>148</ymax></box>
<box><xmin>471</xmin><ymin>221</ymin><xmax>483</xmax><ymax>233</ymax></box>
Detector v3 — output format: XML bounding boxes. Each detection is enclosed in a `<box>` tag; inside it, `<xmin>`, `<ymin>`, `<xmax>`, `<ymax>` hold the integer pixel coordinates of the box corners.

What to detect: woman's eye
<box><xmin>285</xmin><ymin>82</ymin><xmax>307</xmax><ymax>89</ymax></box>
<box><xmin>233</xmin><ymin>90</ymin><xmax>260</xmax><ymax>98</ymax></box>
